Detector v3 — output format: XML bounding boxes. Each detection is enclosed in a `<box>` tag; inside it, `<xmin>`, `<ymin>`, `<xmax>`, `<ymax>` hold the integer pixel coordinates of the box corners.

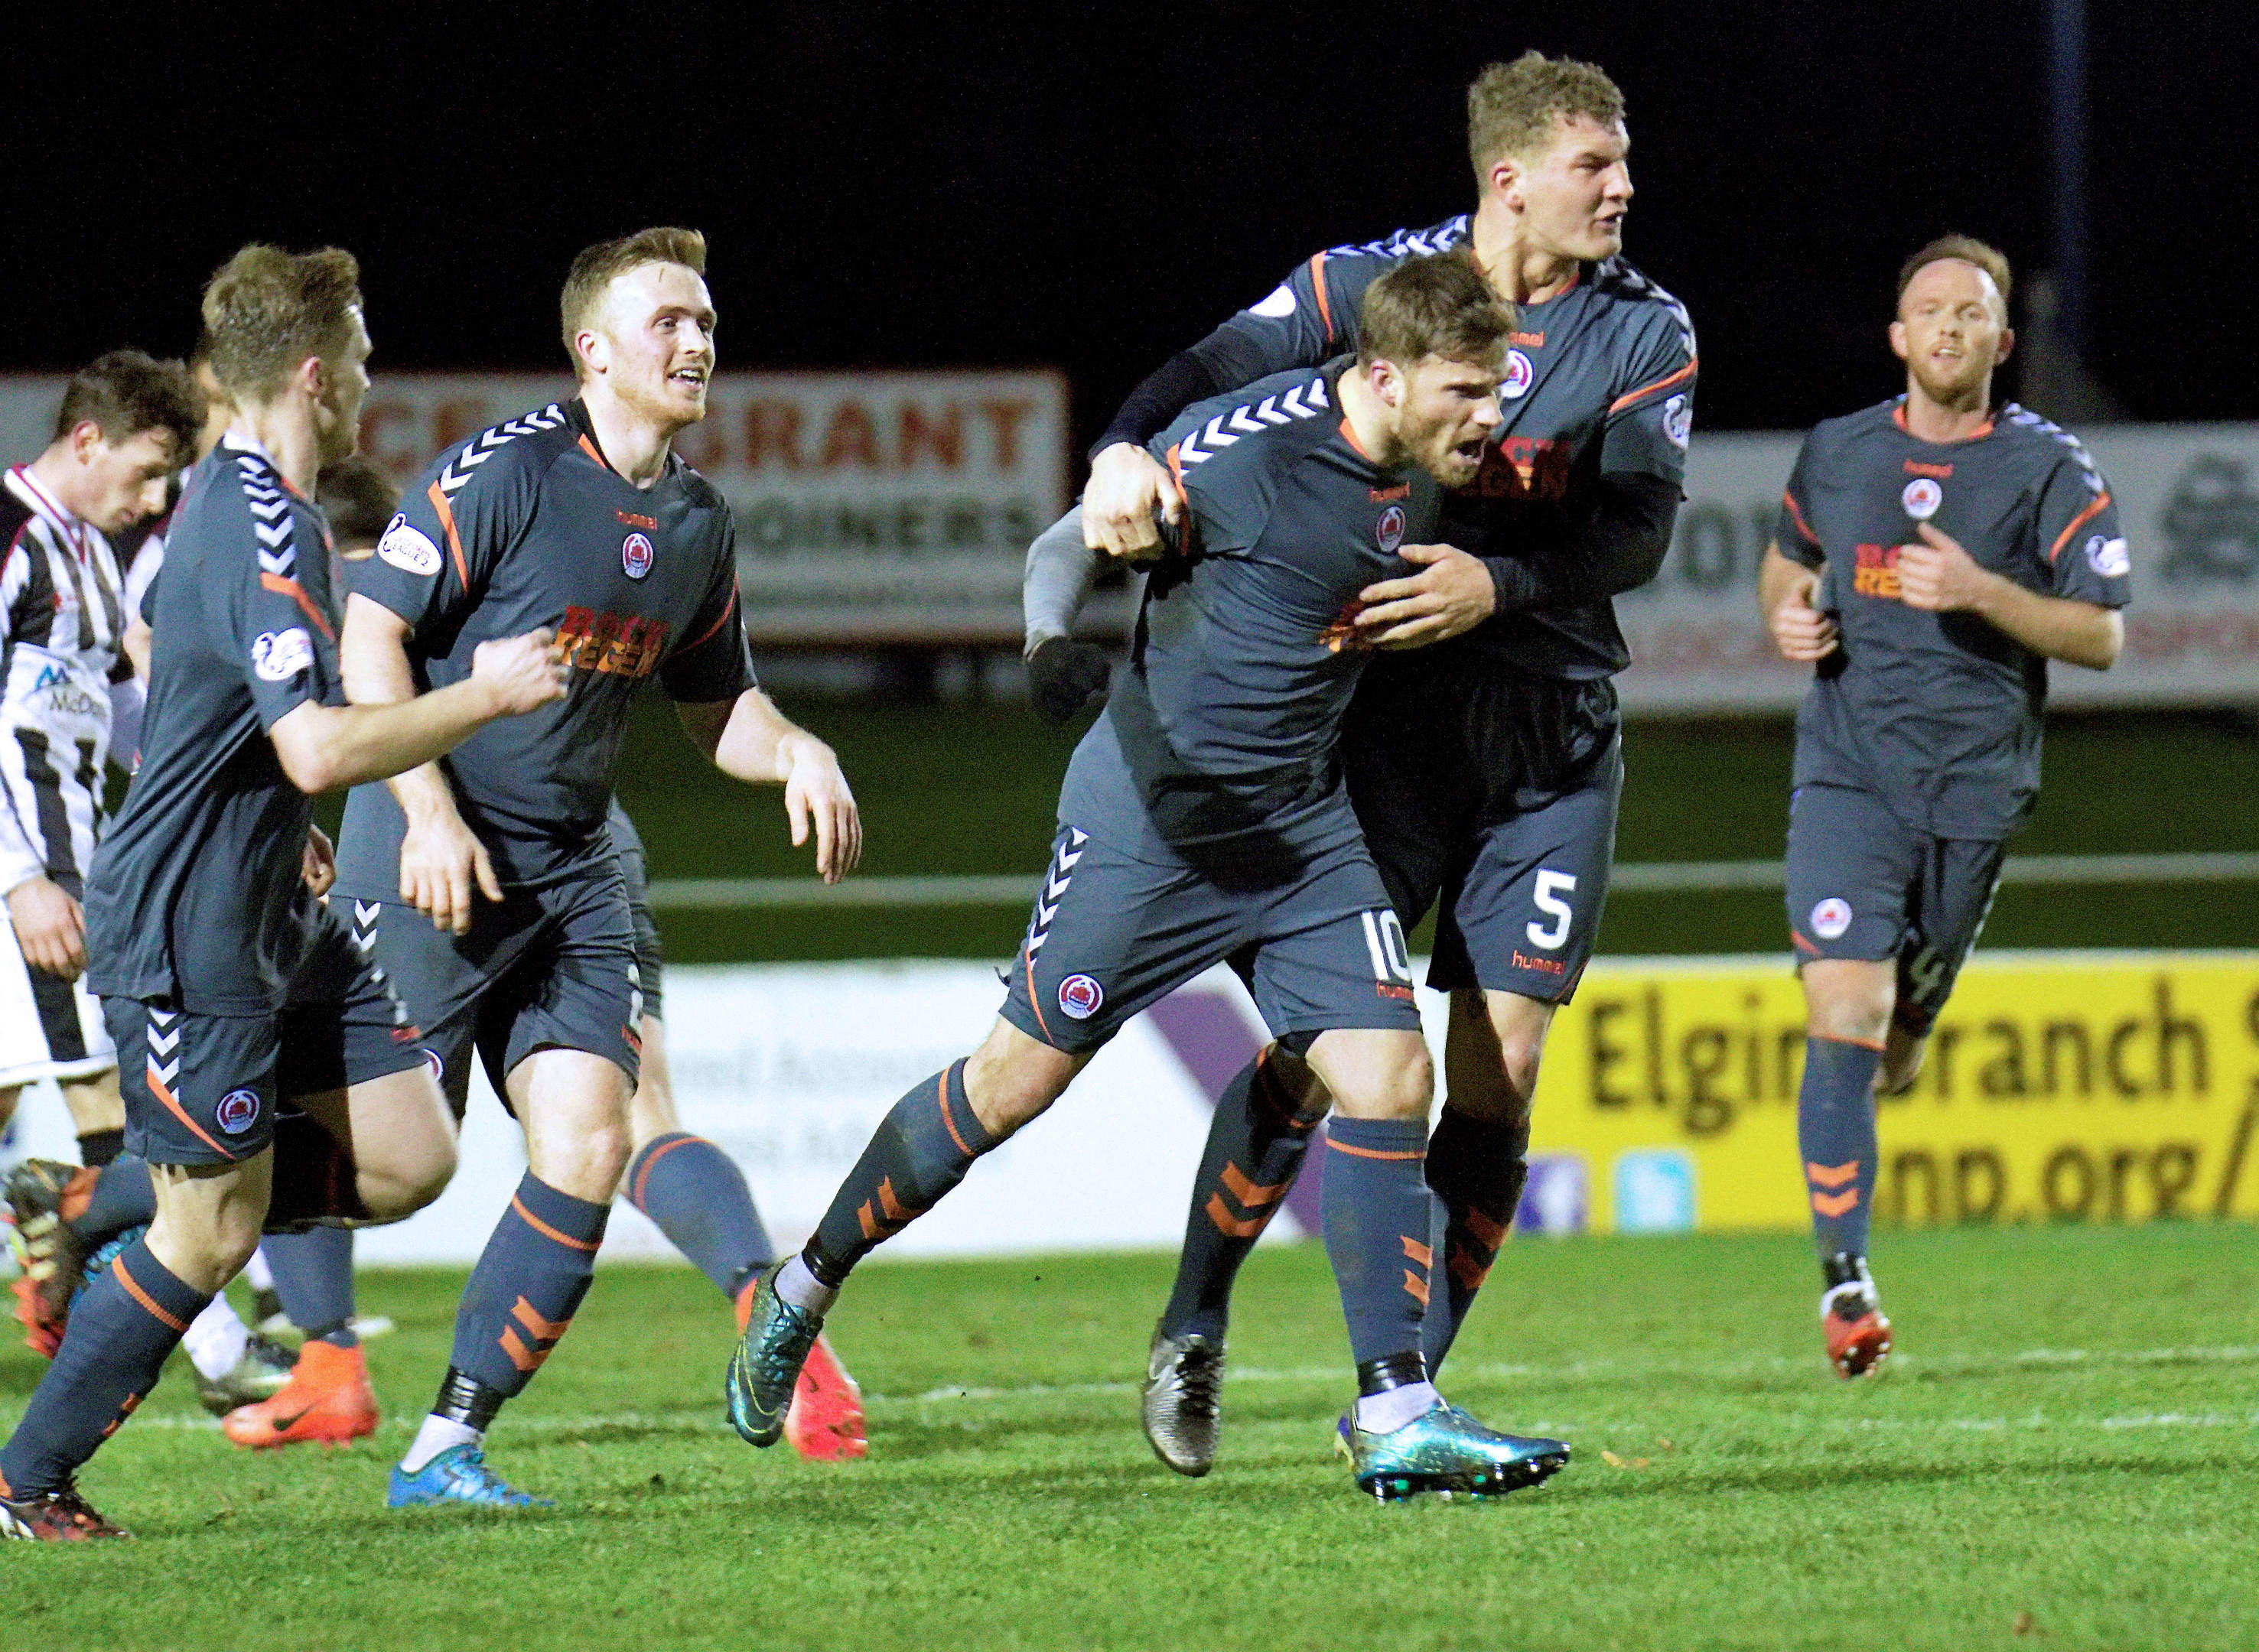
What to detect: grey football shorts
<box><xmin>999</xmin><ymin>824</ymin><xmax>1424</xmax><ymax>1056</ymax></box>
<box><xmin>111</xmin><ymin>906</ymin><xmax>428</xmax><ymax>1168</ymax></box>
<box><xmin>1784</xmin><ymin>780</ymin><xmax>2007</xmax><ymax>1037</ymax></box>
<box><xmin>1345</xmin><ymin>663</ymin><xmax>1621</xmax><ymax>1003</ymax></box>
<box><xmin>346</xmin><ymin>860</ymin><xmax>643</xmax><ymax>1117</ymax></box>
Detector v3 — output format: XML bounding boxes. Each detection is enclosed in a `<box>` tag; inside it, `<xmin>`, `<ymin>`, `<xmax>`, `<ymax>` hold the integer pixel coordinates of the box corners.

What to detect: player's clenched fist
<box><xmin>779</xmin><ymin>733</ymin><xmax>862</xmax><ymax>884</ymax></box>
<box><xmin>470</xmin><ymin>626</ymin><xmax>571</xmax><ymax>714</ymax></box>
<box><xmin>1893</xmin><ymin>522</ymin><xmax>1994</xmax><ymax>613</ymax></box>
<box><xmin>1767</xmin><ymin>567</ymin><xmax>1840</xmax><ymax>662</ymax></box>
<box><xmin>1081</xmin><ymin>443</ymin><xmax>1181</xmax><ymax>561</ymax></box>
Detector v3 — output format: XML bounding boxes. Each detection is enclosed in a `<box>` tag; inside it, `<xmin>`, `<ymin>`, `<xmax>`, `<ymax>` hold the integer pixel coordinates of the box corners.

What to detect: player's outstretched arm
<box><xmin>1894</xmin><ymin>522</ymin><xmax>2122</xmax><ymax>669</ymax></box>
<box><xmin>338</xmin><ymin>594</ymin><xmax>518</xmax><ymax>932</ymax></box>
<box><xmin>1759</xmin><ymin>541</ymin><xmax>1841</xmax><ymax>662</ymax></box>
<box><xmin>268</xmin><ymin>628</ymin><xmax>565</xmax><ymax>798</ymax></box>
<box><xmin>676</xmin><ymin>690</ymin><xmax>862</xmax><ymax>883</ymax></box>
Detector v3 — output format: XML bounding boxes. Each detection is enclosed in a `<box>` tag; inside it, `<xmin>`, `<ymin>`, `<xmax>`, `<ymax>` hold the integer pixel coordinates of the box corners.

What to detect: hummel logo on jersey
<box><xmin>1175</xmin><ymin>378</ymin><xmax>1330</xmax><ymax>467</ymax></box>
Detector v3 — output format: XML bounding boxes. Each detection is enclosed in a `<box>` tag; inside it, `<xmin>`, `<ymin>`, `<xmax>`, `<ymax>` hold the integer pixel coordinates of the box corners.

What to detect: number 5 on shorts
<box><xmin>1527</xmin><ymin>870</ymin><xmax>1577</xmax><ymax>951</ymax></box>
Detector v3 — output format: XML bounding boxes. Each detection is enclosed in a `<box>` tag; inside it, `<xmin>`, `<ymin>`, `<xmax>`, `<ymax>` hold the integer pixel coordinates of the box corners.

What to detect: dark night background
<box><xmin>5</xmin><ymin>4</ymin><xmax>2252</xmax><ymax>444</ymax></box>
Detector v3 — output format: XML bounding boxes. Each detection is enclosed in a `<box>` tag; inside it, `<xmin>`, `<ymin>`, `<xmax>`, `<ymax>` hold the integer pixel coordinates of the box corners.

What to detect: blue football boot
<box><xmin>725</xmin><ymin>1264</ymin><xmax>824</xmax><ymax>1447</ymax></box>
<box><xmin>386</xmin><ymin>1444</ymin><xmax>553</xmax><ymax>1508</ymax></box>
<box><xmin>1336</xmin><ymin>1402</ymin><xmax>1570</xmax><ymax>1502</ymax></box>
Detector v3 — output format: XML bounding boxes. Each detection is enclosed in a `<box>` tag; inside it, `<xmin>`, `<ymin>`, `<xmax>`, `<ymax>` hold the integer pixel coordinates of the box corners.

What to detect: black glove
<box><xmin>1027</xmin><ymin>636</ymin><xmax>1115</xmax><ymax>726</ymax></box>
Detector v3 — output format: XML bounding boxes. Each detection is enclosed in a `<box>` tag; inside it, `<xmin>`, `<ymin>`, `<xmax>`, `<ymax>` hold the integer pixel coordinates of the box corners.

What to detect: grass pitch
<box><xmin>3</xmin><ymin>1224</ymin><xmax>2255</xmax><ymax>1650</ymax></box>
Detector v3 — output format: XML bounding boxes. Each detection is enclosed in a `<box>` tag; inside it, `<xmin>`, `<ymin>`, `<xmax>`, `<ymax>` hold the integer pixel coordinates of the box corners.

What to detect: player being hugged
<box><xmin>1023</xmin><ymin>53</ymin><xmax>1695</xmax><ymax>1475</ymax></box>
<box><xmin>1758</xmin><ymin>236</ymin><xmax>2128</xmax><ymax>1378</ymax></box>
<box><xmin>732</xmin><ymin>252</ymin><xmax>1568</xmax><ymax>1503</ymax></box>
<box><xmin>333</xmin><ymin>229</ymin><xmax>861</xmax><ymax>1509</ymax></box>
<box><xmin>0</xmin><ymin>246</ymin><xmax>567</xmax><ymax>1542</ymax></box>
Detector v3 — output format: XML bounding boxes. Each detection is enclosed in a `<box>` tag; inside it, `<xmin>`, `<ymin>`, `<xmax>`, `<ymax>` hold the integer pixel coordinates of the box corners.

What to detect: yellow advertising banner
<box><xmin>1520</xmin><ymin>951</ymin><xmax>2259</xmax><ymax>1234</ymax></box>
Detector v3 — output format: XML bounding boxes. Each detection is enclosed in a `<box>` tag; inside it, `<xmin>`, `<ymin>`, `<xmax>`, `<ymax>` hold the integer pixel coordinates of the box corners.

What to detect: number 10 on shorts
<box><xmin>1360</xmin><ymin>909</ymin><xmax>1414</xmax><ymax>990</ymax></box>
<box><xmin>1527</xmin><ymin>870</ymin><xmax>1577</xmax><ymax>951</ymax></box>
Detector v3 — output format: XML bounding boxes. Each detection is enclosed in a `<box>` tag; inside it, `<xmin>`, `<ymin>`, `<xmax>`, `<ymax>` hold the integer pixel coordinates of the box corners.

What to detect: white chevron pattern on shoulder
<box><xmin>434</xmin><ymin>403</ymin><xmax>568</xmax><ymax>501</ymax></box>
<box><xmin>1599</xmin><ymin>258</ymin><xmax>1698</xmax><ymax>360</ymax></box>
<box><xmin>235</xmin><ymin>454</ymin><xmax>297</xmax><ymax>579</ymax></box>
<box><xmin>2000</xmin><ymin>404</ymin><xmax>2108</xmax><ymax>496</ymax></box>
<box><xmin>1175</xmin><ymin>376</ymin><xmax>1330</xmax><ymax>467</ymax></box>
<box><xmin>1326</xmin><ymin>216</ymin><xmax>1470</xmax><ymax>260</ymax></box>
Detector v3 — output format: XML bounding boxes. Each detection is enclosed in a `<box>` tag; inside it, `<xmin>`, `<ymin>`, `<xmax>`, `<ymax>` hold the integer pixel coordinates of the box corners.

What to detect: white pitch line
<box><xmin>96</xmin><ymin>1343</ymin><xmax>2259</xmax><ymax>1436</ymax></box>
<box><xmin>646</xmin><ymin>854</ymin><xmax>2259</xmax><ymax>910</ymax></box>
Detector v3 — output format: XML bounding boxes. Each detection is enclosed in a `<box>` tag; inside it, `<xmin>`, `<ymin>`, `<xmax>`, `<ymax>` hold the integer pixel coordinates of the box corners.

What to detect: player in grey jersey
<box><xmin>1029</xmin><ymin>53</ymin><xmax>1694</xmax><ymax>1473</ymax></box>
<box><xmin>1759</xmin><ymin>236</ymin><xmax>2127</xmax><ymax>1378</ymax></box>
<box><xmin>0</xmin><ymin>245</ymin><xmax>565</xmax><ymax>1542</ymax></box>
<box><xmin>734</xmin><ymin>255</ymin><xmax>1569</xmax><ymax>1502</ymax></box>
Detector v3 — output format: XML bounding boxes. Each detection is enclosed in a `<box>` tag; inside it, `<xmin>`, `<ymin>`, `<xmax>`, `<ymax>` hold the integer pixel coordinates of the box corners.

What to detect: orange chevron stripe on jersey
<box><xmin>1805</xmin><ymin>1160</ymin><xmax>1861</xmax><ymax>1189</ymax></box>
<box><xmin>425</xmin><ymin>480</ymin><xmax>471</xmax><ymax>589</ymax></box>
<box><xmin>1810</xmin><ymin>1187</ymin><xmax>1860</xmax><ymax>1219</ymax></box>
<box><xmin>1308</xmin><ymin>252</ymin><xmax>1334</xmax><ymax>341</ymax></box>
<box><xmin>2047</xmin><ymin>490</ymin><xmax>2113</xmax><ymax>563</ymax></box>
<box><xmin>1609</xmin><ymin>356</ymin><xmax>1698</xmax><ymax>415</ymax></box>
<box><xmin>1779</xmin><ymin>488</ymin><xmax>1820</xmax><ymax>548</ymax></box>
<box><xmin>259</xmin><ymin>573</ymin><xmax>336</xmax><ymax>641</ymax></box>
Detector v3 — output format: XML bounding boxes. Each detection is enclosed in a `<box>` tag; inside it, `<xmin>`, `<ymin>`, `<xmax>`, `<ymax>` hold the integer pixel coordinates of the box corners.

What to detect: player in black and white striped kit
<box><xmin>0</xmin><ymin>355</ymin><xmax>197</xmax><ymax>1351</ymax></box>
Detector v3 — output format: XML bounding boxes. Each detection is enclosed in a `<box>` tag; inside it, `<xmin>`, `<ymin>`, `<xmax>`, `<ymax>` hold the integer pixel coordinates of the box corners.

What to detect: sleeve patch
<box><xmin>1248</xmin><ymin>284</ymin><xmax>1297</xmax><ymax>319</ymax></box>
<box><xmin>252</xmin><ymin>627</ymin><xmax>314</xmax><ymax>681</ymax></box>
<box><xmin>1662</xmin><ymin>394</ymin><xmax>1693</xmax><ymax>450</ymax></box>
<box><xmin>375</xmin><ymin>514</ymin><xmax>443</xmax><ymax>577</ymax></box>
<box><xmin>2085</xmin><ymin>535</ymin><xmax>2131</xmax><ymax>578</ymax></box>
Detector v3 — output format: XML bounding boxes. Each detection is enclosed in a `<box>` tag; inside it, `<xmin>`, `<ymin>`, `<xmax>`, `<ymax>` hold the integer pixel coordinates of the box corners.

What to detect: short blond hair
<box><xmin>200</xmin><ymin>245</ymin><xmax>363</xmax><ymax>403</ymax></box>
<box><xmin>1357</xmin><ymin>250</ymin><xmax>1515</xmax><ymax>372</ymax></box>
<box><xmin>560</xmin><ymin>227</ymin><xmax>708</xmax><ymax>369</ymax></box>
<box><xmin>1466</xmin><ymin>52</ymin><xmax>1626</xmax><ymax>186</ymax></box>
<box><xmin>1896</xmin><ymin>235</ymin><xmax>2013</xmax><ymax>315</ymax></box>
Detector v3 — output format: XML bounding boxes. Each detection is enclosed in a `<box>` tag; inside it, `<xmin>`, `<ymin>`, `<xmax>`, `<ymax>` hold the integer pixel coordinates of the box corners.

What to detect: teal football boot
<box><xmin>386</xmin><ymin>1445</ymin><xmax>553</xmax><ymax>1508</ymax></box>
<box><xmin>725</xmin><ymin>1264</ymin><xmax>824</xmax><ymax>1447</ymax></box>
<box><xmin>1336</xmin><ymin>1402</ymin><xmax>1570</xmax><ymax>1502</ymax></box>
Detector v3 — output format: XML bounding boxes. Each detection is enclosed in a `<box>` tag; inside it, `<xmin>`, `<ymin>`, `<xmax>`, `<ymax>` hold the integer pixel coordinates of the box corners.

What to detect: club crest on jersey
<box><xmin>1501</xmin><ymin>349</ymin><xmax>1535</xmax><ymax>400</ymax></box>
<box><xmin>251</xmin><ymin>628</ymin><xmax>314</xmax><ymax>682</ymax></box>
<box><xmin>2086</xmin><ymin>534</ymin><xmax>2130</xmax><ymax>578</ymax></box>
<box><xmin>1057</xmin><ymin>974</ymin><xmax>1105</xmax><ymax>1020</ymax></box>
<box><xmin>622</xmin><ymin>532</ymin><xmax>655</xmax><ymax>580</ymax></box>
<box><xmin>1663</xmin><ymin>393</ymin><xmax>1693</xmax><ymax>450</ymax></box>
<box><xmin>422</xmin><ymin>1049</ymin><xmax>444</xmax><ymax>1085</ymax></box>
<box><xmin>1375</xmin><ymin>503</ymin><xmax>1407</xmax><ymax>554</ymax></box>
<box><xmin>376</xmin><ymin>513</ymin><xmax>443</xmax><ymax>577</ymax></box>
<box><xmin>215</xmin><ymin>1088</ymin><xmax>261</xmax><ymax>1135</ymax></box>
<box><xmin>1900</xmin><ymin>478</ymin><xmax>1943</xmax><ymax>521</ymax></box>
<box><xmin>1810</xmin><ymin>898</ymin><xmax>1854</xmax><ymax>941</ymax></box>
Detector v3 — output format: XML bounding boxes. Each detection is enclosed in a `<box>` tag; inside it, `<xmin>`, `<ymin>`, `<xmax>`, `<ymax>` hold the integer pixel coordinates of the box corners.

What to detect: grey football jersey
<box><xmin>1060</xmin><ymin>363</ymin><xmax>1438</xmax><ymax>859</ymax></box>
<box><xmin>1188</xmin><ymin>216</ymin><xmax>1697</xmax><ymax>680</ymax></box>
<box><xmin>335</xmin><ymin>399</ymin><xmax>754</xmax><ymax>893</ymax></box>
<box><xmin>1777</xmin><ymin>399</ymin><xmax>2131</xmax><ymax>839</ymax></box>
<box><xmin>85</xmin><ymin>437</ymin><xmax>344</xmax><ymax>1013</ymax></box>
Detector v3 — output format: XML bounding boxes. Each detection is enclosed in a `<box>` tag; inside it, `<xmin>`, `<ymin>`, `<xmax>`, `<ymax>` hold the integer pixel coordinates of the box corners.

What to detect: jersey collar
<box><xmin>5</xmin><ymin>466</ymin><xmax>90</xmax><ymax>561</ymax></box>
<box><xmin>1890</xmin><ymin>398</ymin><xmax>1996</xmax><ymax>444</ymax></box>
<box><xmin>565</xmin><ymin>397</ymin><xmax>677</xmax><ymax>486</ymax></box>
